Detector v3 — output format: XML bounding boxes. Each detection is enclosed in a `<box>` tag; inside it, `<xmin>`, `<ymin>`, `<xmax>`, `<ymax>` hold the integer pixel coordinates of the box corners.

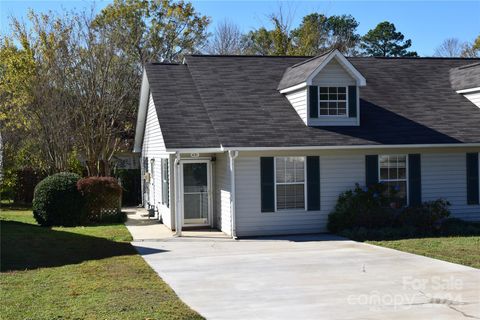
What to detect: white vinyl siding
<box><xmin>234</xmin><ymin>154</ymin><xmax>364</xmax><ymax>237</ymax></box>
<box><xmin>285</xmin><ymin>88</ymin><xmax>308</xmax><ymax>125</ymax></box>
<box><xmin>312</xmin><ymin>59</ymin><xmax>356</xmax><ymax>86</ymax></box>
<box><xmin>141</xmin><ymin>93</ymin><xmax>173</xmax><ymax>228</ymax></box>
<box><xmin>422</xmin><ymin>153</ymin><xmax>480</xmax><ymax>221</ymax></box>
<box><xmin>234</xmin><ymin>149</ymin><xmax>480</xmax><ymax>237</ymax></box>
<box><xmin>215</xmin><ymin>152</ymin><xmax>232</xmax><ymax>235</ymax></box>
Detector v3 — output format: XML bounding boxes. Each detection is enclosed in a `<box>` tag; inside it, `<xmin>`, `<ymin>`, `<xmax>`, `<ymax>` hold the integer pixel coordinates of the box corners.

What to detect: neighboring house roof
<box><xmin>450</xmin><ymin>62</ymin><xmax>480</xmax><ymax>91</ymax></box>
<box><xmin>138</xmin><ymin>55</ymin><xmax>480</xmax><ymax>151</ymax></box>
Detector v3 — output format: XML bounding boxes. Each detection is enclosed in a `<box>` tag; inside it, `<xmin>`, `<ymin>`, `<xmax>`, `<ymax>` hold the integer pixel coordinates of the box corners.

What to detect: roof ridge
<box><xmin>146</xmin><ymin>62</ymin><xmax>181</xmax><ymax>65</ymax></box>
<box><xmin>187</xmin><ymin>54</ymin><xmax>313</xmax><ymax>58</ymax></box>
<box><xmin>290</xmin><ymin>49</ymin><xmax>334</xmax><ymax>68</ymax></box>
<box><xmin>358</xmin><ymin>56</ymin><xmax>480</xmax><ymax>60</ymax></box>
<box><xmin>457</xmin><ymin>62</ymin><xmax>480</xmax><ymax>70</ymax></box>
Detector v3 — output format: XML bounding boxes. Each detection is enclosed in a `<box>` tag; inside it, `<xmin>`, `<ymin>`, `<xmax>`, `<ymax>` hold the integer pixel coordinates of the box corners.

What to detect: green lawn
<box><xmin>368</xmin><ymin>236</ymin><xmax>480</xmax><ymax>269</ymax></box>
<box><xmin>1</xmin><ymin>209</ymin><xmax>203</xmax><ymax>320</ymax></box>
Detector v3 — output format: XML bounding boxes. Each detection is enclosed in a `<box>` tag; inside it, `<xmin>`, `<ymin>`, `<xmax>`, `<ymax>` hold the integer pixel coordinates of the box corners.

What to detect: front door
<box><xmin>182</xmin><ymin>161</ymin><xmax>211</xmax><ymax>226</ymax></box>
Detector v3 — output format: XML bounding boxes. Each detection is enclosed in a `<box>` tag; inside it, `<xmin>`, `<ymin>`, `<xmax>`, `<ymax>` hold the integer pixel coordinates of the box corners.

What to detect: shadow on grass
<box><xmin>0</xmin><ymin>220</ymin><xmax>166</xmax><ymax>272</ymax></box>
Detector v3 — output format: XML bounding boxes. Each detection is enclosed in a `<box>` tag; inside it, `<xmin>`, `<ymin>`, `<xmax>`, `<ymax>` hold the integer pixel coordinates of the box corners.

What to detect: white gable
<box><xmin>306</xmin><ymin>50</ymin><xmax>366</xmax><ymax>87</ymax></box>
<box><xmin>312</xmin><ymin>59</ymin><xmax>356</xmax><ymax>86</ymax></box>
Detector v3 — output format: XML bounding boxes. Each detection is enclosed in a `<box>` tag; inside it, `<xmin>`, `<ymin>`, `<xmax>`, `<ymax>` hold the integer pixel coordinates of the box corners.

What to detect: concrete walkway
<box><xmin>124</xmin><ymin>208</ymin><xmax>174</xmax><ymax>240</ymax></box>
<box><xmin>124</xmin><ymin>208</ymin><xmax>229</xmax><ymax>241</ymax></box>
<box><xmin>133</xmin><ymin>234</ymin><xmax>480</xmax><ymax>320</ymax></box>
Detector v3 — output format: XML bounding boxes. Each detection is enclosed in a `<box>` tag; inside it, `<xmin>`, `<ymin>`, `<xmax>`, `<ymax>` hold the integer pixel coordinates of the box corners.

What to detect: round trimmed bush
<box><xmin>33</xmin><ymin>172</ymin><xmax>84</xmax><ymax>226</ymax></box>
<box><xmin>77</xmin><ymin>177</ymin><xmax>124</xmax><ymax>223</ymax></box>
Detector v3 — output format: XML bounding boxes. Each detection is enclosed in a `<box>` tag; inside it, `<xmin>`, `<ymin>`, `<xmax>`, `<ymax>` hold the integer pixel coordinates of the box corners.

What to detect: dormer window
<box><xmin>319</xmin><ymin>87</ymin><xmax>347</xmax><ymax>116</ymax></box>
<box><xmin>278</xmin><ymin>49</ymin><xmax>366</xmax><ymax>127</ymax></box>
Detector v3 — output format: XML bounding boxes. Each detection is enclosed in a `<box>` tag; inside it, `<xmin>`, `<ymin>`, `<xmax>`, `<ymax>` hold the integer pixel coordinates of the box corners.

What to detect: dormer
<box><xmin>450</xmin><ymin>62</ymin><xmax>480</xmax><ymax>108</ymax></box>
<box><xmin>278</xmin><ymin>50</ymin><xmax>366</xmax><ymax>126</ymax></box>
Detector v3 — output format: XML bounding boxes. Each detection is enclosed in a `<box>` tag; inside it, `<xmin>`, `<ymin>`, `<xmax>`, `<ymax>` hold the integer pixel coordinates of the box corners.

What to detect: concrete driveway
<box><xmin>133</xmin><ymin>235</ymin><xmax>480</xmax><ymax>320</ymax></box>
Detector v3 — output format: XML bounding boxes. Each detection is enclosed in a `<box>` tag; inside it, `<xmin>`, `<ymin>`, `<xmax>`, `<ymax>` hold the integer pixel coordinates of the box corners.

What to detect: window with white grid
<box><xmin>275</xmin><ymin>157</ymin><xmax>305</xmax><ymax>210</ymax></box>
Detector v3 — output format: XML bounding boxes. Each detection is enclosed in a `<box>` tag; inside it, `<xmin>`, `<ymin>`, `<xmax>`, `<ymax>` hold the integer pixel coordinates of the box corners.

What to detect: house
<box><xmin>133</xmin><ymin>49</ymin><xmax>480</xmax><ymax>238</ymax></box>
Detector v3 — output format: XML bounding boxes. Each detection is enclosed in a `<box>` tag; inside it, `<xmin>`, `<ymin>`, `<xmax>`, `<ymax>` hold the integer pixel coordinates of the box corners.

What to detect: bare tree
<box><xmin>8</xmin><ymin>12</ymin><xmax>78</xmax><ymax>173</ymax></box>
<box><xmin>434</xmin><ymin>38</ymin><xmax>465</xmax><ymax>57</ymax></box>
<box><xmin>461</xmin><ymin>35</ymin><xmax>480</xmax><ymax>58</ymax></box>
<box><xmin>207</xmin><ymin>19</ymin><xmax>243</xmax><ymax>55</ymax></box>
<box><xmin>241</xmin><ymin>4</ymin><xmax>295</xmax><ymax>55</ymax></box>
<box><xmin>70</xmin><ymin>12</ymin><xmax>138</xmax><ymax>176</ymax></box>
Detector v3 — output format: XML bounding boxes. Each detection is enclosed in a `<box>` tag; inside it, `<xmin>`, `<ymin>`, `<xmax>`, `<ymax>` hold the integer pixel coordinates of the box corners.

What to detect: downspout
<box><xmin>174</xmin><ymin>152</ymin><xmax>182</xmax><ymax>236</ymax></box>
<box><xmin>229</xmin><ymin>150</ymin><xmax>239</xmax><ymax>238</ymax></box>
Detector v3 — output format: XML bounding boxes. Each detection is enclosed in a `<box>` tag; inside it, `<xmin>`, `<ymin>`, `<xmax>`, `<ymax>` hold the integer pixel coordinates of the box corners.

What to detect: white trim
<box><xmin>378</xmin><ymin>154</ymin><xmax>409</xmax><ymax>206</ymax></box>
<box><xmin>174</xmin><ymin>152</ymin><xmax>182</xmax><ymax>235</ymax></box>
<box><xmin>279</xmin><ymin>82</ymin><xmax>307</xmax><ymax>94</ymax></box>
<box><xmin>165</xmin><ymin>144</ymin><xmax>480</xmax><ymax>153</ymax></box>
<box><xmin>217</xmin><ymin>143</ymin><xmax>480</xmax><ymax>152</ymax></box>
<box><xmin>457</xmin><ymin>87</ymin><xmax>480</xmax><ymax>94</ymax></box>
<box><xmin>165</xmin><ymin>147</ymin><xmax>224</xmax><ymax>153</ymax></box>
<box><xmin>180</xmin><ymin>159</ymin><xmax>213</xmax><ymax>228</ymax></box>
<box><xmin>228</xmin><ymin>150</ymin><xmax>239</xmax><ymax>238</ymax></box>
<box><xmin>274</xmin><ymin>156</ymin><xmax>307</xmax><ymax>212</ymax></box>
<box><xmin>306</xmin><ymin>50</ymin><xmax>367</xmax><ymax>87</ymax></box>
<box><xmin>318</xmin><ymin>86</ymin><xmax>349</xmax><ymax>117</ymax></box>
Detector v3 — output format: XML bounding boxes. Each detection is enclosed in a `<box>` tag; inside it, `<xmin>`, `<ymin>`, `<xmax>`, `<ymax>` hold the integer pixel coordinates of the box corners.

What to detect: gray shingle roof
<box><xmin>277</xmin><ymin>50</ymin><xmax>332</xmax><ymax>90</ymax></box>
<box><xmin>145</xmin><ymin>63</ymin><xmax>219</xmax><ymax>149</ymax></box>
<box><xmin>450</xmin><ymin>62</ymin><xmax>480</xmax><ymax>91</ymax></box>
<box><xmin>145</xmin><ymin>56</ymin><xmax>480</xmax><ymax>150</ymax></box>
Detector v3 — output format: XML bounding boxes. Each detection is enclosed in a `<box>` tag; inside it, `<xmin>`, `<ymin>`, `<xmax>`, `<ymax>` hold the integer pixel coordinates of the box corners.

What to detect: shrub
<box><xmin>77</xmin><ymin>177</ymin><xmax>124</xmax><ymax>223</ymax></box>
<box><xmin>339</xmin><ymin>226</ymin><xmax>418</xmax><ymax>242</ymax></box>
<box><xmin>397</xmin><ymin>199</ymin><xmax>451</xmax><ymax>232</ymax></box>
<box><xmin>33</xmin><ymin>172</ymin><xmax>84</xmax><ymax>226</ymax></box>
<box><xmin>327</xmin><ymin>183</ymin><xmax>395</xmax><ymax>233</ymax></box>
<box><xmin>114</xmin><ymin>169</ymin><xmax>141</xmax><ymax>206</ymax></box>
<box><xmin>439</xmin><ymin>218</ymin><xmax>480</xmax><ymax>236</ymax></box>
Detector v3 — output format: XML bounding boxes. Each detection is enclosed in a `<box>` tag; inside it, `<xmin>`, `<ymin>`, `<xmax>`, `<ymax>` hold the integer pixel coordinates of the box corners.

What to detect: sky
<box><xmin>0</xmin><ymin>0</ymin><xmax>479</xmax><ymax>56</ymax></box>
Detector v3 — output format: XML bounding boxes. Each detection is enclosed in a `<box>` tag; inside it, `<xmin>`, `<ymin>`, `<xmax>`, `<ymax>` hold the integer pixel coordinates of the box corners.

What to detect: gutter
<box><xmin>228</xmin><ymin>150</ymin><xmax>239</xmax><ymax>239</ymax></box>
<box><xmin>221</xmin><ymin>143</ymin><xmax>480</xmax><ymax>152</ymax></box>
<box><xmin>166</xmin><ymin>143</ymin><xmax>480</xmax><ymax>154</ymax></box>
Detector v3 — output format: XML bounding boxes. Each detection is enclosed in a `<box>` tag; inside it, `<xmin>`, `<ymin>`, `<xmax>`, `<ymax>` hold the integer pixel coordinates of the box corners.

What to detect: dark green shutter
<box><xmin>163</xmin><ymin>159</ymin><xmax>169</xmax><ymax>208</ymax></box>
<box><xmin>408</xmin><ymin>154</ymin><xmax>422</xmax><ymax>206</ymax></box>
<box><xmin>307</xmin><ymin>156</ymin><xmax>320</xmax><ymax>211</ymax></box>
<box><xmin>466</xmin><ymin>153</ymin><xmax>479</xmax><ymax>205</ymax></box>
<box><xmin>260</xmin><ymin>157</ymin><xmax>275</xmax><ymax>212</ymax></box>
<box><xmin>309</xmin><ymin>86</ymin><xmax>318</xmax><ymax>118</ymax></box>
<box><xmin>365</xmin><ymin>155</ymin><xmax>378</xmax><ymax>187</ymax></box>
<box><xmin>348</xmin><ymin>86</ymin><xmax>357</xmax><ymax>118</ymax></box>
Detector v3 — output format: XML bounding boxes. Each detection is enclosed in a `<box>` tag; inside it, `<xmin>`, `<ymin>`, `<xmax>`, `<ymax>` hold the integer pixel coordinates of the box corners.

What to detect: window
<box><xmin>319</xmin><ymin>87</ymin><xmax>347</xmax><ymax>116</ymax></box>
<box><xmin>161</xmin><ymin>159</ymin><xmax>169</xmax><ymax>207</ymax></box>
<box><xmin>379</xmin><ymin>155</ymin><xmax>407</xmax><ymax>205</ymax></box>
<box><xmin>275</xmin><ymin>157</ymin><xmax>305</xmax><ymax>210</ymax></box>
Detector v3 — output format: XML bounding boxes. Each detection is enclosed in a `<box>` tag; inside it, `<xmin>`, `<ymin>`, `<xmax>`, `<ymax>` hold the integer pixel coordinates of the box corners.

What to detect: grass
<box><xmin>1</xmin><ymin>208</ymin><xmax>203</xmax><ymax>320</ymax></box>
<box><xmin>368</xmin><ymin>236</ymin><xmax>480</xmax><ymax>269</ymax></box>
